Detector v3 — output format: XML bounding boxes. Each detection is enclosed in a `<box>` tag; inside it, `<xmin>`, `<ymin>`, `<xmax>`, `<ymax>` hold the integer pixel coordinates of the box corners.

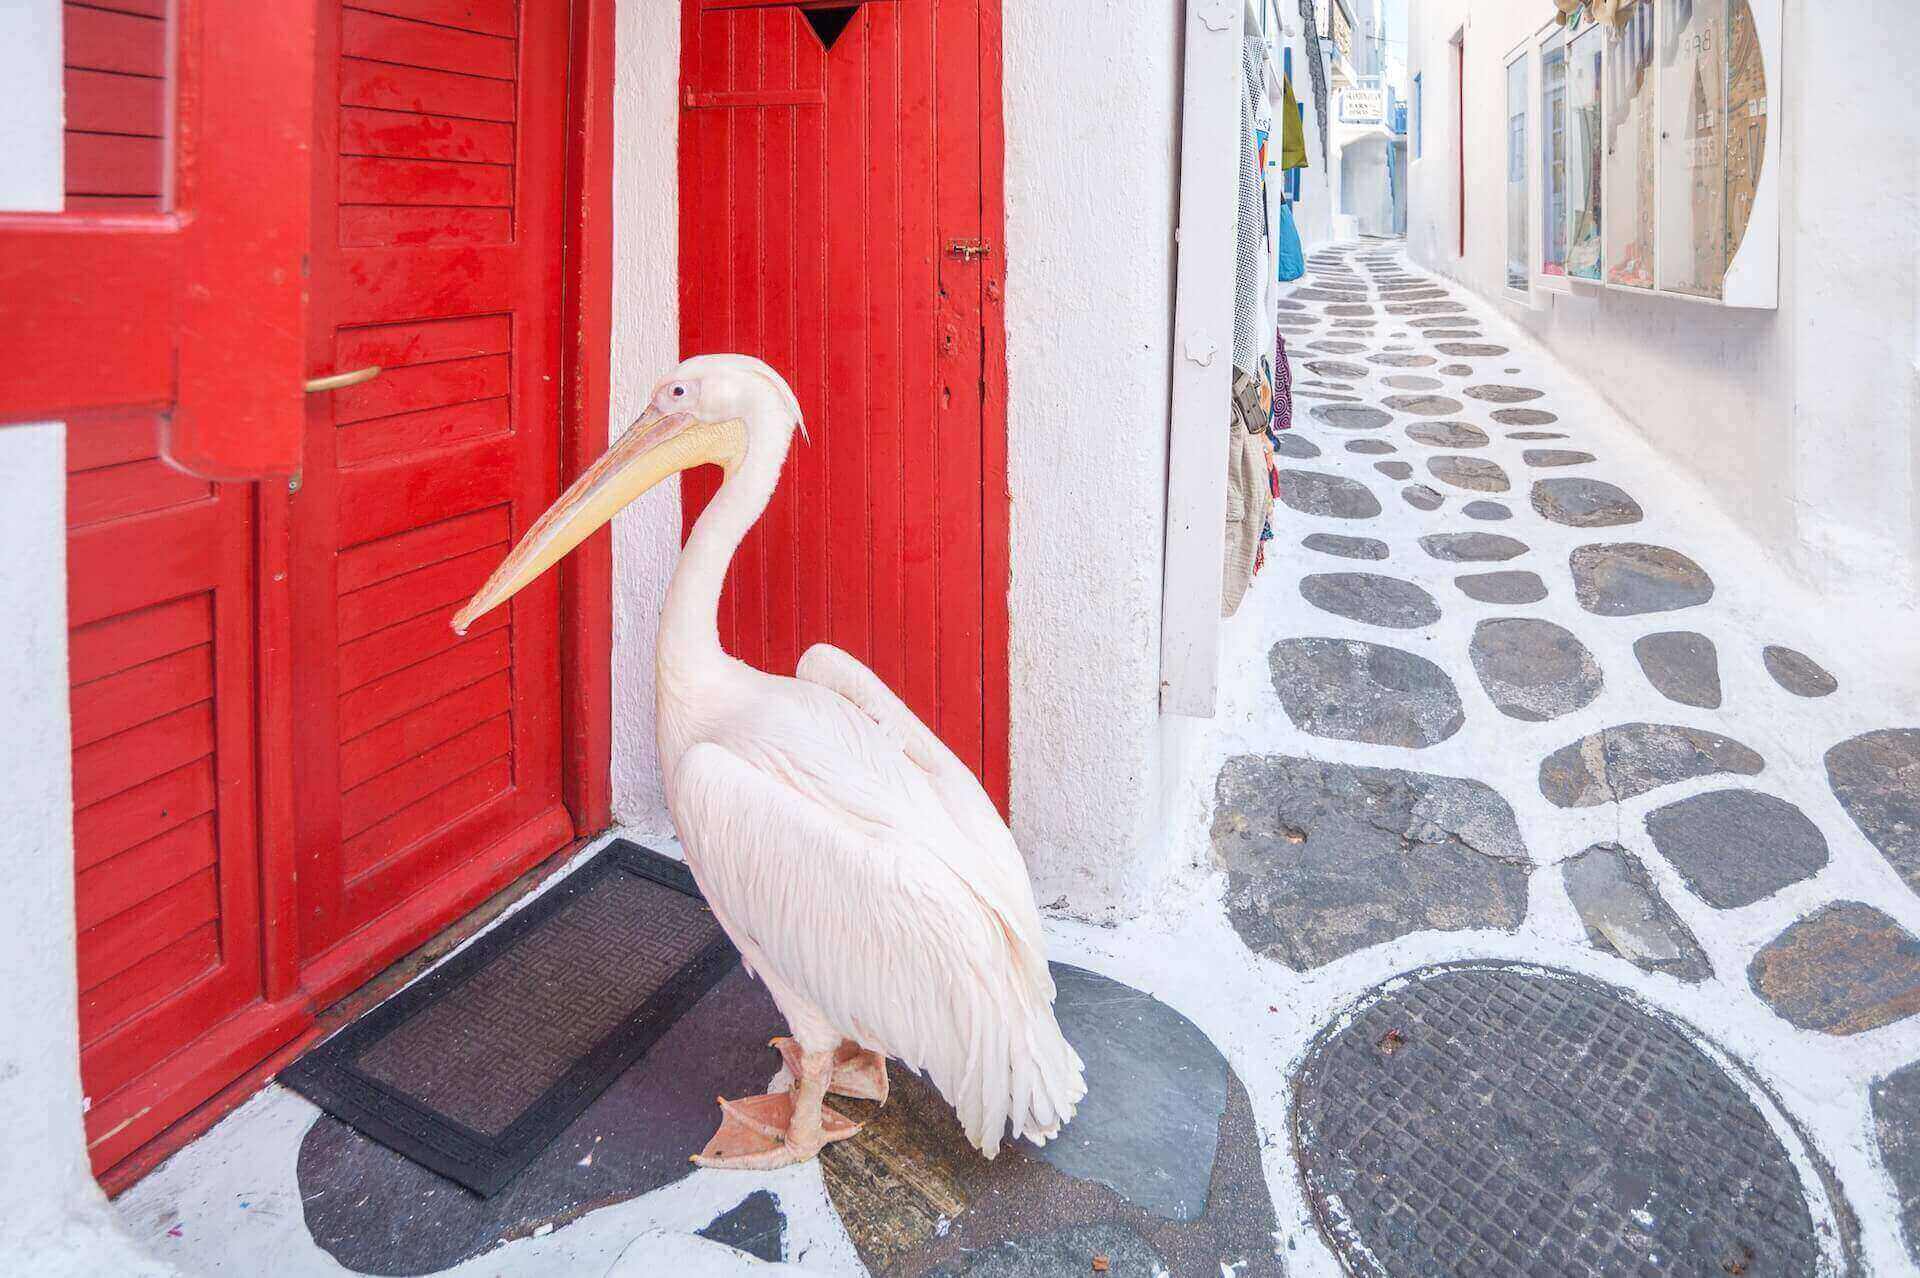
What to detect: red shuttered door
<box><xmin>291</xmin><ymin>0</ymin><xmax>575</xmax><ymax>982</ymax></box>
<box><xmin>42</xmin><ymin>0</ymin><xmax>605</xmax><ymax>1186</ymax></box>
<box><xmin>678</xmin><ymin>0</ymin><xmax>1010</xmax><ymax>809</ymax></box>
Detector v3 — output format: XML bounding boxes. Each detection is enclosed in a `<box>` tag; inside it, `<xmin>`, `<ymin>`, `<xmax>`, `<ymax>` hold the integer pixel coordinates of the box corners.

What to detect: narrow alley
<box><xmin>111</xmin><ymin>242</ymin><xmax>1920</xmax><ymax>1276</ymax></box>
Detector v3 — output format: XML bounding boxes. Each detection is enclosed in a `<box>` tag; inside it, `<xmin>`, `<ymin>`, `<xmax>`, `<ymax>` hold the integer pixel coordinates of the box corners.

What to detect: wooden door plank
<box><xmin>75</xmin><ymin>757</ymin><xmax>218</xmax><ymax>875</ymax></box>
<box><xmin>337</xmin><ymin>628</ymin><xmax>512</xmax><ymax>741</ymax></box>
<box><xmin>348</xmin><ymin>0</ymin><xmax>518</xmax><ymax>39</ymax></box>
<box><xmin>68</xmin><ymin>593</ymin><xmax>211</xmax><ymax>685</ymax></box>
<box><xmin>339</xmin><ymin>669</ymin><xmax>512</xmax><ymax>789</ymax></box>
<box><xmin>341</xmin><ymin>8</ymin><xmax>516</xmax><ymax>80</ymax></box>
<box><xmin>339</xmin><ymin>107</ymin><xmax>515</xmax><ymax>165</ymax></box>
<box><xmin>336</xmin><ymin>504</ymin><xmax>510</xmax><ymax>592</ymax></box>
<box><xmin>70</xmin><ymin>644</ymin><xmax>213</xmax><ymax>749</ymax></box>
<box><xmin>63</xmin><ymin>4</ymin><xmax>166</xmax><ymax>77</ymax></box>
<box><xmin>340</xmin><ymin>57</ymin><xmax>517</xmax><ymax>122</ymax></box>
<box><xmin>71</xmin><ymin>702</ymin><xmax>216</xmax><ymax>810</ymax></box>
<box><xmin>338</xmin><ymin>603</ymin><xmax>507</xmax><ymax>692</ymax></box>
<box><xmin>340</xmin><ymin>714</ymin><xmax>510</xmax><ymax>838</ymax></box>
<box><xmin>77</xmin><ymin>868</ymin><xmax>219</xmax><ymax>992</ymax></box>
<box><xmin>65</xmin><ymin>67</ymin><xmax>167</xmax><ymax>136</ymax></box>
<box><xmin>336</xmin><ymin>543</ymin><xmax>506</xmax><ymax>641</ymax></box>
<box><xmin>77</xmin><ymin>814</ymin><xmax>220</xmax><ymax>932</ymax></box>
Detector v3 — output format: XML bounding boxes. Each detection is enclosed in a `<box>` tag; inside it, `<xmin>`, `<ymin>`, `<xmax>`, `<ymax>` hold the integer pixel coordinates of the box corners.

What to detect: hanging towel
<box><xmin>1276</xmin><ymin>202</ymin><xmax>1305</xmax><ymax>282</ymax></box>
<box><xmin>1281</xmin><ymin>75</ymin><xmax>1309</xmax><ymax>171</ymax></box>
<box><xmin>1272</xmin><ymin>328</ymin><xmax>1293</xmax><ymax>434</ymax></box>
<box><xmin>1231</xmin><ymin>38</ymin><xmax>1267</xmax><ymax>377</ymax></box>
<box><xmin>1223</xmin><ymin>369</ymin><xmax>1275</xmax><ymax>618</ymax></box>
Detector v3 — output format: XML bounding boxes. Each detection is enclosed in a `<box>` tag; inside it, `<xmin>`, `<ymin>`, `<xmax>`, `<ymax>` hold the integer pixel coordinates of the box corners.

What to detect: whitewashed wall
<box><xmin>1406</xmin><ymin>0</ymin><xmax>1920</xmax><ymax>604</ymax></box>
<box><xmin>1003</xmin><ymin>3</ymin><xmax>1188</xmax><ymax>914</ymax></box>
<box><xmin>606</xmin><ymin>2</ymin><xmax>683</xmax><ymax>840</ymax></box>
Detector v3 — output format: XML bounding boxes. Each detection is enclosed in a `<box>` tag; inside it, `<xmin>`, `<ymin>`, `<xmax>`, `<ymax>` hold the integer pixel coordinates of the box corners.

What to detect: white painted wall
<box><xmin>2</xmin><ymin>0</ymin><xmax>62</xmax><ymax>209</ymax></box>
<box><xmin>1405</xmin><ymin>0</ymin><xmax>1920</xmax><ymax>604</ymax></box>
<box><xmin>606</xmin><ymin>0</ymin><xmax>683</xmax><ymax>840</ymax></box>
<box><xmin>1008</xmin><ymin>2</ymin><xmax>1186</xmax><ymax>913</ymax></box>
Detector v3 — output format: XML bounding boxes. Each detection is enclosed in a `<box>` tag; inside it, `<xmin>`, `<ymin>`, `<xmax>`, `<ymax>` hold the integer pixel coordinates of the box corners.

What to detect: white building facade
<box><xmin>1406</xmin><ymin>0</ymin><xmax>1920</xmax><ymax>605</ymax></box>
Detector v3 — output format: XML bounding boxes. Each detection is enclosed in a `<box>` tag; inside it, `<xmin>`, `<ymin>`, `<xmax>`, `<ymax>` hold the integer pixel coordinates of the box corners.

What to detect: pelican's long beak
<box><xmin>452</xmin><ymin>407</ymin><xmax>746</xmax><ymax>634</ymax></box>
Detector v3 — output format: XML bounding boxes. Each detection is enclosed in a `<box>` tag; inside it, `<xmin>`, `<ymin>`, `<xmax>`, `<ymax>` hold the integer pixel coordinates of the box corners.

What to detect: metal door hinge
<box><xmin>946</xmin><ymin>238</ymin><xmax>992</xmax><ymax>263</ymax></box>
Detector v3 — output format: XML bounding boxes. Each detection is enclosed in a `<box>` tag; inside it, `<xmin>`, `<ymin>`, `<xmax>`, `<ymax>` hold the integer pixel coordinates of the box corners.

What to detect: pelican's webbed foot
<box><xmin>773</xmin><ymin>1035</ymin><xmax>889</xmax><ymax>1104</ymax></box>
<box><xmin>692</xmin><ymin>1042</ymin><xmax>863</xmax><ymax>1170</ymax></box>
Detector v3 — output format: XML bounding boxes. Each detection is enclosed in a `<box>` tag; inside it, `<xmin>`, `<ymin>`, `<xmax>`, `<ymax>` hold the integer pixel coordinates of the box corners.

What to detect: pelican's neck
<box><xmin>658</xmin><ymin>434</ymin><xmax>781</xmax><ymax>685</ymax></box>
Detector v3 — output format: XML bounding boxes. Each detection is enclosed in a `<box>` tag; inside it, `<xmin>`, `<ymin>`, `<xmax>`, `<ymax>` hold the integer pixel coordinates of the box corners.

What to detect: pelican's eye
<box><xmin>671</xmin><ymin>384</ymin><xmax>688</xmax><ymax>400</ymax></box>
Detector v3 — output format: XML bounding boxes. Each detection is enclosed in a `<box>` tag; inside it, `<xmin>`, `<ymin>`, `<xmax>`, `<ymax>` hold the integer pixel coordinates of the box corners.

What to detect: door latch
<box><xmin>945</xmin><ymin>238</ymin><xmax>992</xmax><ymax>263</ymax></box>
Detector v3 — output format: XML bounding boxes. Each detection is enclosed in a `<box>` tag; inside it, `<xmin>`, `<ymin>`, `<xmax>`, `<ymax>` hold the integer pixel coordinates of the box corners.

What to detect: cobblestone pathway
<box><xmin>1201</xmin><ymin>242</ymin><xmax>1920</xmax><ymax>1274</ymax></box>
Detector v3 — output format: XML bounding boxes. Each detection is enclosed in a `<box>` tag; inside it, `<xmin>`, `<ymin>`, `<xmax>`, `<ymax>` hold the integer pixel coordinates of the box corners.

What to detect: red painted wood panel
<box><xmin>68</xmin><ymin>593</ymin><xmax>210</xmax><ymax>687</ymax></box>
<box><xmin>340</xmin><ymin>58</ymin><xmax>518</xmax><ymax>121</ymax></box>
<box><xmin>64</xmin><ymin>4</ymin><xmax>166</xmax><ymax>77</ymax></box>
<box><xmin>65</xmin><ymin>448</ymin><xmax>269</xmax><ymax>1162</ymax></box>
<box><xmin>341</xmin><ymin>9</ymin><xmax>516</xmax><ymax>80</ymax></box>
<box><xmin>677</xmin><ymin>0</ymin><xmax>1006</xmax><ymax>805</ymax></box>
<box><xmin>43</xmin><ymin>0</ymin><xmax>617</xmax><ymax>1187</ymax></box>
<box><xmin>65</xmin><ymin>68</ymin><xmax>166</xmax><ymax>136</ymax></box>
<box><xmin>74</xmin><ymin>761</ymin><xmax>217</xmax><ymax>873</ymax></box>
<box><xmin>77</xmin><ymin>815</ymin><xmax>219</xmax><ymax>932</ymax></box>
<box><xmin>289</xmin><ymin>0</ymin><xmax>569</xmax><ymax>968</ymax></box>
<box><xmin>350</xmin><ymin>0</ymin><xmax>518</xmax><ymax>38</ymax></box>
<box><xmin>336</xmin><ymin>503</ymin><xmax>510</xmax><ymax>591</ymax></box>
<box><xmin>338</xmin><ymin>397</ymin><xmax>511</xmax><ymax>465</ymax></box>
<box><xmin>340</xmin><ymin>107</ymin><xmax>516</xmax><ymax>164</ymax></box>
<box><xmin>340</xmin><ymin>669</ymin><xmax>513</xmax><ymax>787</ymax></box>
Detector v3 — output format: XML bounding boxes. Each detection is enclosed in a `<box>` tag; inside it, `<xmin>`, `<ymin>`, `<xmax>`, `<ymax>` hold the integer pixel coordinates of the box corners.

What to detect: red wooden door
<box><xmin>11</xmin><ymin>0</ymin><xmax>315</xmax><ymax>1176</ymax></box>
<box><xmin>291</xmin><ymin>0</ymin><xmax>575</xmax><ymax>981</ymax></box>
<box><xmin>30</xmin><ymin>0</ymin><xmax>598</xmax><ymax>1184</ymax></box>
<box><xmin>677</xmin><ymin>0</ymin><xmax>1009</xmax><ymax>807</ymax></box>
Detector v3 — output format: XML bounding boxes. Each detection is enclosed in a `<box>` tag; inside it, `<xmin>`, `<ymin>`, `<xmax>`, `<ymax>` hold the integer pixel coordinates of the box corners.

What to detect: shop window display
<box><xmin>1603</xmin><ymin>1</ymin><xmax>1657</xmax><ymax>288</ymax></box>
<box><xmin>1539</xmin><ymin>29</ymin><xmax>1568</xmax><ymax>277</ymax></box>
<box><xmin>1566</xmin><ymin>24</ymin><xmax>1604</xmax><ymax>279</ymax></box>
<box><xmin>1657</xmin><ymin>0</ymin><xmax>1728</xmax><ymax>297</ymax></box>
<box><xmin>1507</xmin><ymin>0</ymin><xmax>1771</xmax><ymax>305</ymax></box>
<box><xmin>1505</xmin><ymin>56</ymin><xmax>1529</xmax><ymax>292</ymax></box>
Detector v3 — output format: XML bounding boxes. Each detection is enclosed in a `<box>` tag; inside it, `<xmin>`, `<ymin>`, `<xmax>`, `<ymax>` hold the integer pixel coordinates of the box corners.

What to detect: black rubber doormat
<box><xmin>281</xmin><ymin>840</ymin><xmax>737</xmax><ymax>1196</ymax></box>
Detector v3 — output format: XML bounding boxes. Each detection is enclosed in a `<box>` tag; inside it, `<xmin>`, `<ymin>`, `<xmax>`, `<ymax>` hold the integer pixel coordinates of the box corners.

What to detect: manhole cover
<box><xmin>1293</xmin><ymin>964</ymin><xmax>1839</xmax><ymax>1278</ymax></box>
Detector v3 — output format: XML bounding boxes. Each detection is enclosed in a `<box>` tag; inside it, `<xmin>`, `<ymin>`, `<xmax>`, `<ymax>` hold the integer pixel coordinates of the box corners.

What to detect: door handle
<box><xmin>303</xmin><ymin>366</ymin><xmax>382</xmax><ymax>393</ymax></box>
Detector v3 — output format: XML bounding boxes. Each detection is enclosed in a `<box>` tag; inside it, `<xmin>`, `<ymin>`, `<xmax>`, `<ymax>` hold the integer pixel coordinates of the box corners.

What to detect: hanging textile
<box><xmin>1225</xmin><ymin>35</ymin><xmax>1277</xmax><ymax>618</ymax></box>
<box><xmin>1223</xmin><ymin>369</ymin><xmax>1274</xmax><ymax>617</ymax></box>
<box><xmin>1272</xmin><ymin>328</ymin><xmax>1293</xmax><ymax>435</ymax></box>
<box><xmin>1276</xmin><ymin>202</ymin><xmax>1305</xmax><ymax>281</ymax></box>
<box><xmin>1280</xmin><ymin>75</ymin><xmax>1309</xmax><ymax>171</ymax></box>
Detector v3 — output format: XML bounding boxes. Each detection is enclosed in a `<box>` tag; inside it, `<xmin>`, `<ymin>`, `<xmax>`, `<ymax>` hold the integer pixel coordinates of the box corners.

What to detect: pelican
<box><xmin>452</xmin><ymin>355</ymin><xmax>1085</xmax><ymax>1168</ymax></box>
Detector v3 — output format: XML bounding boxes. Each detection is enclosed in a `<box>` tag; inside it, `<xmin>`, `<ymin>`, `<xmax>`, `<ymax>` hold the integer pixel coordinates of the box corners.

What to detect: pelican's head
<box><xmin>451</xmin><ymin>354</ymin><xmax>804</xmax><ymax>634</ymax></box>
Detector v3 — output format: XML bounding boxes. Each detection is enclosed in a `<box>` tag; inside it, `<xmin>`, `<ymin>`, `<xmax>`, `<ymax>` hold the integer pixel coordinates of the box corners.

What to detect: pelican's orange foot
<box><xmin>773</xmin><ymin>1036</ymin><xmax>890</xmax><ymax>1104</ymax></box>
<box><xmin>691</xmin><ymin>1091</ymin><xmax>861</xmax><ymax>1170</ymax></box>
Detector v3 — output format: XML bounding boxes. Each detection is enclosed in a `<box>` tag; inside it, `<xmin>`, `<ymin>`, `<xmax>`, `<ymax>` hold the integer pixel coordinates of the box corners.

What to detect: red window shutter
<box><xmin>0</xmin><ymin>0</ymin><xmax>313</xmax><ymax>480</ymax></box>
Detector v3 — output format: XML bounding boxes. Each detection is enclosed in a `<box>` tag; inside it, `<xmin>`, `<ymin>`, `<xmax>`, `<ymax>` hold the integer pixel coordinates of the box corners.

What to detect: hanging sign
<box><xmin>1340</xmin><ymin>87</ymin><xmax>1385</xmax><ymax>123</ymax></box>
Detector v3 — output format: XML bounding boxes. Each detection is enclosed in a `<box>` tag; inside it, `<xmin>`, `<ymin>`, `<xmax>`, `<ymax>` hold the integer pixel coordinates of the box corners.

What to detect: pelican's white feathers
<box><xmin>668</xmin><ymin>644</ymin><xmax>1085</xmax><ymax>1157</ymax></box>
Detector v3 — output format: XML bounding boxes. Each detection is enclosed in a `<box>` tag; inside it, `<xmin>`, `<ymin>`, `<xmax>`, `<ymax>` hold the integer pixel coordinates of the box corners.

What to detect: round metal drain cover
<box><xmin>1293</xmin><ymin>964</ymin><xmax>1831</xmax><ymax>1278</ymax></box>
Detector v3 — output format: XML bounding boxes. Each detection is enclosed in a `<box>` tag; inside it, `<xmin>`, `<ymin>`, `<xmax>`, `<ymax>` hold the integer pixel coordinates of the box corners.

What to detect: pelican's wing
<box><xmin>796</xmin><ymin>643</ymin><xmax>981</xmax><ymax>793</ymax></box>
<box><xmin>793</xmin><ymin>644</ymin><xmax>1050</xmax><ymax>985</ymax></box>
<box><xmin>671</xmin><ymin>740</ymin><xmax>1083</xmax><ymax>1157</ymax></box>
